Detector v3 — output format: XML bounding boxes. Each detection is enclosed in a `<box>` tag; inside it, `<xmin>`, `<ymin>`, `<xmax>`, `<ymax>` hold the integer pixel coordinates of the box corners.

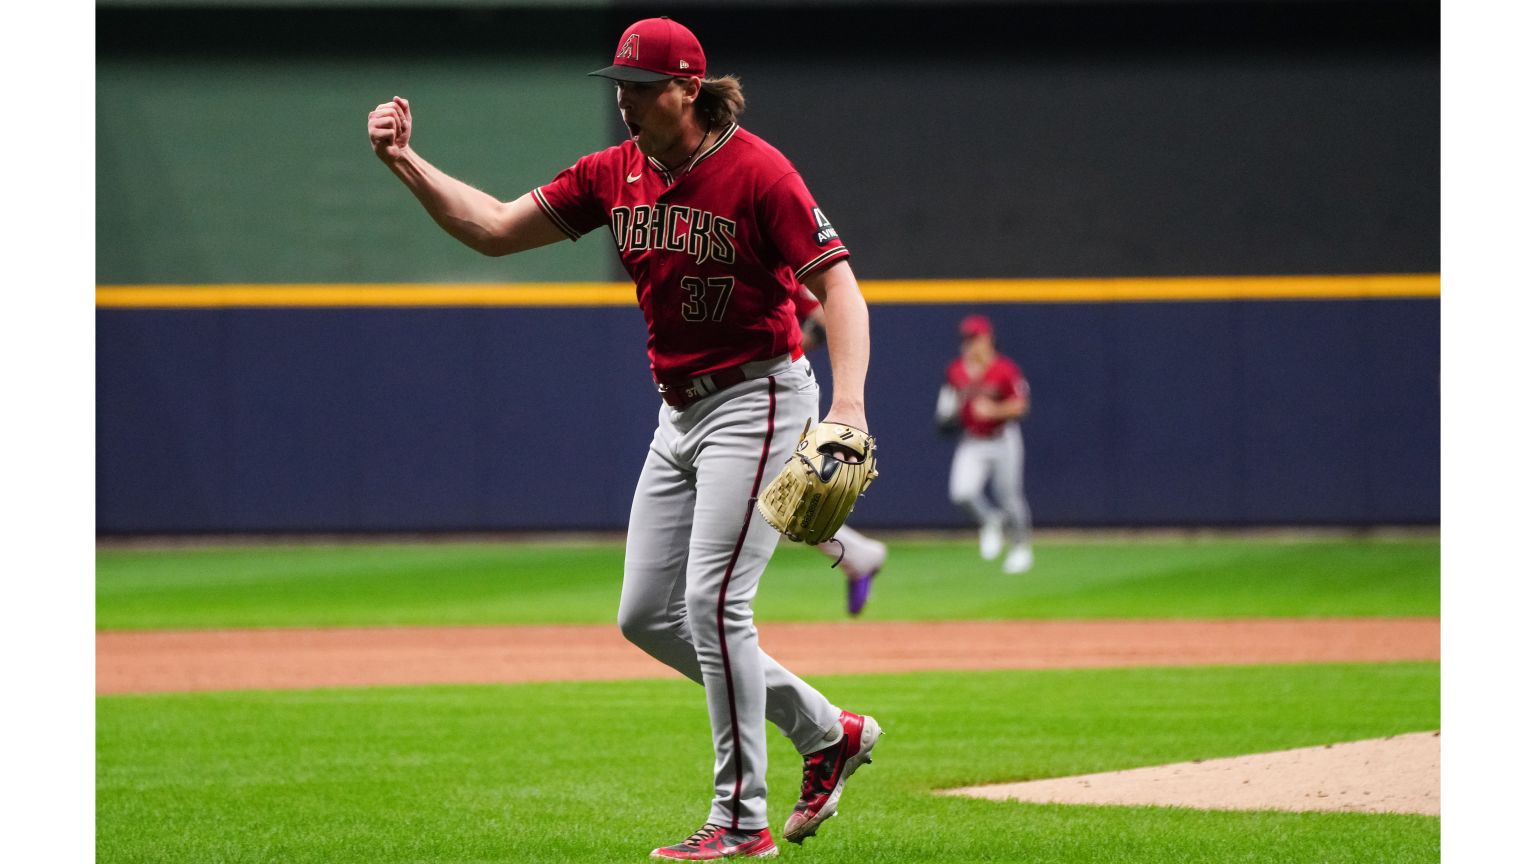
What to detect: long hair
<box><xmin>692</xmin><ymin>74</ymin><xmax>745</xmax><ymax>127</ymax></box>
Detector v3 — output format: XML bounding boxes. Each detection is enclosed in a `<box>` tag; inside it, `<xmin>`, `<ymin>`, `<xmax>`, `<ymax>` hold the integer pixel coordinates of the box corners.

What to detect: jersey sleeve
<box><xmin>760</xmin><ymin>172</ymin><xmax>851</xmax><ymax>282</ymax></box>
<box><xmin>532</xmin><ymin>152</ymin><xmax>610</xmax><ymax>241</ymax></box>
<box><xmin>946</xmin><ymin>358</ymin><xmax>968</xmax><ymax>390</ymax></box>
<box><xmin>999</xmin><ymin>358</ymin><xmax>1028</xmax><ymax>401</ymax></box>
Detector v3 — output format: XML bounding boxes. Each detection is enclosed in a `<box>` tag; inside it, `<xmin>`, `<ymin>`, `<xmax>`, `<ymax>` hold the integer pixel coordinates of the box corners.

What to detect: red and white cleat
<box><xmin>783</xmin><ymin>710</ymin><xmax>882</xmax><ymax>843</ymax></box>
<box><xmin>650</xmin><ymin>824</ymin><xmax>778</xmax><ymax>860</ymax></box>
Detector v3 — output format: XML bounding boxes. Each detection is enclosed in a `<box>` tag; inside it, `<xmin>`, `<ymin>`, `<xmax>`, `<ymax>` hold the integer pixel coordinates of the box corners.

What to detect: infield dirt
<box><xmin>96</xmin><ymin>617</ymin><xmax>1438</xmax><ymax>694</ymax></box>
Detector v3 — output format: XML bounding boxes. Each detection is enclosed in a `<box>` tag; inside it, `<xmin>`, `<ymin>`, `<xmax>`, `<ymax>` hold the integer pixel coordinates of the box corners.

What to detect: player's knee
<box><xmin>617</xmin><ymin>604</ymin><xmax>665</xmax><ymax>647</ymax></box>
<box><xmin>682</xmin><ymin>585</ymin><xmax>716</xmax><ymax>624</ymax></box>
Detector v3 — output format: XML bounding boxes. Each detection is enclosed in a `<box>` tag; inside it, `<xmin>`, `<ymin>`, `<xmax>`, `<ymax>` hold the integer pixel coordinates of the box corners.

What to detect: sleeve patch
<box><xmin>813</xmin><ymin>207</ymin><xmax>839</xmax><ymax>246</ymax></box>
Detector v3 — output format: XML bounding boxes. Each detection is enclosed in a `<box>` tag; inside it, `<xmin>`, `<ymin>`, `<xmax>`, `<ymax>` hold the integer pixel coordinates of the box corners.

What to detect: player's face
<box><xmin>961</xmin><ymin>332</ymin><xmax>995</xmax><ymax>363</ymax></box>
<box><xmin>615</xmin><ymin>79</ymin><xmax>692</xmax><ymax>158</ymax></box>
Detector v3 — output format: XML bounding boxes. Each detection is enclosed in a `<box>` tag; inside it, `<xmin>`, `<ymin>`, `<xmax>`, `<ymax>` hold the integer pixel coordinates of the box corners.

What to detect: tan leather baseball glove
<box><xmin>757</xmin><ymin>420</ymin><xmax>878</xmax><ymax>544</ymax></box>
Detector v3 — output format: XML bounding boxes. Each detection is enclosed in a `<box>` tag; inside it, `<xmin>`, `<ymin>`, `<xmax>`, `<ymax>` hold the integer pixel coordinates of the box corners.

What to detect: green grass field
<box><xmin>96</xmin><ymin>536</ymin><xmax>1441</xmax><ymax>863</ymax></box>
<box><xmin>95</xmin><ymin>537</ymin><xmax>1440</xmax><ymax>629</ymax></box>
<box><xmin>98</xmin><ymin>664</ymin><xmax>1439</xmax><ymax>863</ymax></box>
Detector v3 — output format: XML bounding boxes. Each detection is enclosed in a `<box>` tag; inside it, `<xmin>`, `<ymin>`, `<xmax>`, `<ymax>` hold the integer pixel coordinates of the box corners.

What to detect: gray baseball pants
<box><xmin>949</xmin><ymin>422</ymin><xmax>1033</xmax><ymax>548</ymax></box>
<box><xmin>617</xmin><ymin>355</ymin><xmax>842</xmax><ymax>831</ymax></box>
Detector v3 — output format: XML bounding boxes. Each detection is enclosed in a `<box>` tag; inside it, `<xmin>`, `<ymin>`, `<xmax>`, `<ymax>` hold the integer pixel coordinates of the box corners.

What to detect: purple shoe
<box><xmin>846</xmin><ymin>570</ymin><xmax>876</xmax><ymax>616</ymax></box>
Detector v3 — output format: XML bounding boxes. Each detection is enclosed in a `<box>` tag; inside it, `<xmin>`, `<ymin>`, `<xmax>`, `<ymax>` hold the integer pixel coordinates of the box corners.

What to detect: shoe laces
<box><xmin>681</xmin><ymin>824</ymin><xmax>724</xmax><ymax>847</ymax></box>
<box><xmin>799</xmin><ymin>748</ymin><xmax>835</xmax><ymax>797</ymax></box>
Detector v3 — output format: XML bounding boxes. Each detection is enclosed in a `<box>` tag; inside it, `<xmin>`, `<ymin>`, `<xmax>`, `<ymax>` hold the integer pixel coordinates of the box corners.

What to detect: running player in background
<box><xmin>368</xmin><ymin>17</ymin><xmax>880</xmax><ymax>859</ymax></box>
<box><xmin>936</xmin><ymin>314</ymin><xmax>1034</xmax><ymax>574</ymax></box>
<box><xmin>793</xmin><ymin>285</ymin><xmax>888</xmax><ymax>615</ymax></box>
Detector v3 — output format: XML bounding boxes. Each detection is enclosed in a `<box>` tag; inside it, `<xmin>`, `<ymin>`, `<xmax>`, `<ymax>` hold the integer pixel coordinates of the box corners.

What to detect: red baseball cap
<box><xmin>959</xmin><ymin>314</ymin><xmax>994</xmax><ymax>338</ymax></box>
<box><xmin>588</xmin><ymin>17</ymin><xmax>706</xmax><ymax>83</ymax></box>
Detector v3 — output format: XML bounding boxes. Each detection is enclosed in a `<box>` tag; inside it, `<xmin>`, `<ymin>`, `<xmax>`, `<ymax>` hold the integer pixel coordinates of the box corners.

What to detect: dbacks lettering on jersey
<box><xmin>610</xmin><ymin>204</ymin><xmax>737</xmax><ymax>264</ymax></box>
<box><xmin>532</xmin><ymin>124</ymin><xmax>850</xmax><ymax>381</ymax></box>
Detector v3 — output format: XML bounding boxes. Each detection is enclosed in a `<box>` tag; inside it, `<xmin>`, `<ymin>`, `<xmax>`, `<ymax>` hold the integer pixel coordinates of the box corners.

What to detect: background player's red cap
<box><xmin>588</xmin><ymin>17</ymin><xmax>706</xmax><ymax>83</ymax></box>
<box><xmin>959</xmin><ymin>314</ymin><xmax>994</xmax><ymax>338</ymax></box>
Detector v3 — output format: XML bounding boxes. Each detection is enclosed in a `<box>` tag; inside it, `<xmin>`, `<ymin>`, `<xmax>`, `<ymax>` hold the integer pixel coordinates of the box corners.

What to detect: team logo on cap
<box><xmin>618</xmin><ymin>33</ymin><xmax>638</xmax><ymax>61</ymax></box>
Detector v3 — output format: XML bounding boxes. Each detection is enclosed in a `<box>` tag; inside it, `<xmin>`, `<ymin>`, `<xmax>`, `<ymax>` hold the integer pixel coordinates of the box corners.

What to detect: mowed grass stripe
<box><xmin>97</xmin><ymin>663</ymin><xmax>1440</xmax><ymax>864</ymax></box>
<box><xmin>96</xmin><ymin>538</ymin><xmax>1442</xmax><ymax>630</ymax></box>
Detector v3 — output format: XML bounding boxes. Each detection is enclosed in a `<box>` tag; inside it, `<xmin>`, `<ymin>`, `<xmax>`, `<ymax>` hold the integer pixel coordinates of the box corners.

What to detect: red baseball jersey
<box><xmin>946</xmin><ymin>354</ymin><xmax>1029</xmax><ymax>438</ymax></box>
<box><xmin>532</xmin><ymin>123</ymin><xmax>851</xmax><ymax>383</ymax></box>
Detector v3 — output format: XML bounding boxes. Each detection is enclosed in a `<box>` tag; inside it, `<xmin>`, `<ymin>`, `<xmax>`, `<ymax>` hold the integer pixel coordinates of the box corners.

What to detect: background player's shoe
<box><xmin>842</xmin><ymin>539</ymin><xmax>887</xmax><ymax>616</ymax></box>
<box><xmin>979</xmin><ymin>516</ymin><xmax>1004</xmax><ymax>560</ymax></box>
<box><xmin>846</xmin><ymin>571</ymin><xmax>875</xmax><ymax>616</ymax></box>
<box><xmin>783</xmin><ymin>710</ymin><xmax>882</xmax><ymax>843</ymax></box>
<box><xmin>1003</xmin><ymin>544</ymin><xmax>1034</xmax><ymax>574</ymax></box>
<box><xmin>650</xmin><ymin>824</ymin><xmax>778</xmax><ymax>860</ymax></box>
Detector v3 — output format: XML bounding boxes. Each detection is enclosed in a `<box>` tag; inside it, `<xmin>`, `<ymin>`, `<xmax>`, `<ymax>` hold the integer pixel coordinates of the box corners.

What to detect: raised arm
<box><xmin>802</xmin><ymin>260</ymin><xmax>870</xmax><ymax>433</ymax></box>
<box><xmin>367</xmin><ymin>96</ymin><xmax>569</xmax><ymax>256</ymax></box>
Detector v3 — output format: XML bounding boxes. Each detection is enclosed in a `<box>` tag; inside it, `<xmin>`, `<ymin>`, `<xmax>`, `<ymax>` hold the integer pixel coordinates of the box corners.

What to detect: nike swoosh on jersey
<box><xmin>626</xmin><ymin>172</ymin><xmax>643</xmax><ymax>183</ymax></box>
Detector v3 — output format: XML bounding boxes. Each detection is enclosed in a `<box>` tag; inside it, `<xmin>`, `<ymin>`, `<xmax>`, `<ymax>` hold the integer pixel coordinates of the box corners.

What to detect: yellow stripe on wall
<box><xmin>863</xmin><ymin>274</ymin><xmax>1440</xmax><ymax>303</ymax></box>
<box><xmin>96</xmin><ymin>274</ymin><xmax>1438</xmax><ymax>308</ymax></box>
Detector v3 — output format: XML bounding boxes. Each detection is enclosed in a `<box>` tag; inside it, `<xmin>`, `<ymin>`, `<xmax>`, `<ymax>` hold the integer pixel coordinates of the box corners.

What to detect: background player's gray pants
<box><xmin>618</xmin><ymin>357</ymin><xmax>842</xmax><ymax>832</ymax></box>
<box><xmin>949</xmin><ymin>422</ymin><xmax>1033</xmax><ymax>548</ymax></box>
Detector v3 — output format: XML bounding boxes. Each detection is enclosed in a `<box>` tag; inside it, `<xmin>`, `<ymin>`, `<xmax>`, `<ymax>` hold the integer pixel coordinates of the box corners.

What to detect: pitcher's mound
<box><xmin>941</xmin><ymin>731</ymin><xmax>1439</xmax><ymax>815</ymax></box>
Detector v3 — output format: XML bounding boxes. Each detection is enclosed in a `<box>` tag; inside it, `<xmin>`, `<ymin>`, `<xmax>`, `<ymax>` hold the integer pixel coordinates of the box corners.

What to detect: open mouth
<box><xmin>625</xmin><ymin>119</ymin><xmax>641</xmax><ymax>138</ymax></box>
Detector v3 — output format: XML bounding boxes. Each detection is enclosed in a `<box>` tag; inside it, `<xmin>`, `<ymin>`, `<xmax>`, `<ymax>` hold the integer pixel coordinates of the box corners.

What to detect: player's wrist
<box><xmin>828</xmin><ymin>397</ymin><xmax>865</xmax><ymax>415</ymax></box>
<box><xmin>380</xmin><ymin>144</ymin><xmax>416</xmax><ymax>169</ymax></box>
<box><xmin>824</xmin><ymin>401</ymin><xmax>868</xmax><ymax>433</ymax></box>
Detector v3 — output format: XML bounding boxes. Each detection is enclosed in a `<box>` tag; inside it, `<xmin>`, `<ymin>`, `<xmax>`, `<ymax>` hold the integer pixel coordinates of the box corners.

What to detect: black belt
<box><xmin>655</xmin><ymin>350</ymin><xmax>803</xmax><ymax>409</ymax></box>
<box><xmin>656</xmin><ymin>365</ymin><xmax>750</xmax><ymax>408</ymax></box>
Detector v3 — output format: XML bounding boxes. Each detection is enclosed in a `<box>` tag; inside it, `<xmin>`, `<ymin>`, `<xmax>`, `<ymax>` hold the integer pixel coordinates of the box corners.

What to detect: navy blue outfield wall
<box><xmin>96</xmin><ymin>298</ymin><xmax>1439</xmax><ymax>534</ymax></box>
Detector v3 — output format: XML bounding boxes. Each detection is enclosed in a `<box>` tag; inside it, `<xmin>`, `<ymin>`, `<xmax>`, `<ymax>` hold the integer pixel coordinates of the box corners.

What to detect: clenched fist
<box><xmin>367</xmin><ymin>96</ymin><xmax>413</xmax><ymax>162</ymax></box>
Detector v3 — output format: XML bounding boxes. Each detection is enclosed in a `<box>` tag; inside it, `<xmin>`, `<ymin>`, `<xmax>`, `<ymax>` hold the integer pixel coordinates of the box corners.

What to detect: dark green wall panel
<box><xmin>97</xmin><ymin>56</ymin><xmax>614</xmax><ymax>282</ymax></box>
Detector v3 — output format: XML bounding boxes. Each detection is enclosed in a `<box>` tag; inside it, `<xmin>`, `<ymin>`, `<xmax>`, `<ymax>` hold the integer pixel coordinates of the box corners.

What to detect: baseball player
<box><xmin>793</xmin><ymin>285</ymin><xmax>888</xmax><ymax>615</ymax></box>
<box><xmin>368</xmin><ymin>17</ymin><xmax>880</xmax><ymax>860</ymax></box>
<box><xmin>937</xmin><ymin>314</ymin><xmax>1034</xmax><ymax>573</ymax></box>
